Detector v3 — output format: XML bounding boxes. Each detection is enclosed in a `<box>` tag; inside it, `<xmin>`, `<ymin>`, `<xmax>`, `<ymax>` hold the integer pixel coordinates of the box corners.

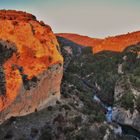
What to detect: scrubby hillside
<box><xmin>58</xmin><ymin>36</ymin><xmax>140</xmax><ymax>139</ymax></box>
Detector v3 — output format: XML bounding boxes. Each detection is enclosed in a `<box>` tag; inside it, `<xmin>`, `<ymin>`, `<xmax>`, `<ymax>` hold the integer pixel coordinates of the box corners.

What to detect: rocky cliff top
<box><xmin>0</xmin><ymin>10</ymin><xmax>36</xmax><ymax>21</ymax></box>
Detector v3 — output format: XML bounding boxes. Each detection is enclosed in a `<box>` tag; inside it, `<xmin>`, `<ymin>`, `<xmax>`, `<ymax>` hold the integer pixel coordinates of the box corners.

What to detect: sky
<box><xmin>0</xmin><ymin>0</ymin><xmax>140</xmax><ymax>38</ymax></box>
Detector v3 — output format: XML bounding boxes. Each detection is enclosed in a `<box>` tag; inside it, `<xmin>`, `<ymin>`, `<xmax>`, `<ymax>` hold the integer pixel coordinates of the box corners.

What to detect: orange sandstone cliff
<box><xmin>57</xmin><ymin>32</ymin><xmax>140</xmax><ymax>53</ymax></box>
<box><xmin>0</xmin><ymin>10</ymin><xmax>63</xmax><ymax>123</ymax></box>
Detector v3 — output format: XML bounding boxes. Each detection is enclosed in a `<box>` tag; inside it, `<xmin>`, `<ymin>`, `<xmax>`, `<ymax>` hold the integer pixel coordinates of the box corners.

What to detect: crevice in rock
<box><xmin>0</xmin><ymin>40</ymin><xmax>17</xmax><ymax>96</ymax></box>
<box><xmin>0</xmin><ymin>65</ymin><xmax>6</xmax><ymax>95</ymax></box>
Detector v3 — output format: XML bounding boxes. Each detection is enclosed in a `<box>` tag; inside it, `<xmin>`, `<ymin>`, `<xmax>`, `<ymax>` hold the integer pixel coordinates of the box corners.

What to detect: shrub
<box><xmin>72</xmin><ymin>116</ymin><xmax>82</xmax><ymax>126</ymax></box>
<box><xmin>121</xmin><ymin>91</ymin><xmax>134</xmax><ymax>110</ymax></box>
<box><xmin>47</xmin><ymin>106</ymin><xmax>53</xmax><ymax>111</ymax></box>
<box><xmin>94</xmin><ymin>111</ymin><xmax>105</xmax><ymax>123</ymax></box>
<box><xmin>89</xmin><ymin>114</ymin><xmax>96</xmax><ymax>123</ymax></box>
<box><xmin>61</xmin><ymin>104</ymin><xmax>71</xmax><ymax>111</ymax></box>
<box><xmin>130</xmin><ymin>76</ymin><xmax>140</xmax><ymax>89</ymax></box>
<box><xmin>39</xmin><ymin>126</ymin><xmax>53</xmax><ymax>140</ymax></box>
<box><xmin>136</xmin><ymin>95</ymin><xmax>140</xmax><ymax>112</ymax></box>
<box><xmin>82</xmin><ymin>46</ymin><xmax>93</xmax><ymax>54</ymax></box>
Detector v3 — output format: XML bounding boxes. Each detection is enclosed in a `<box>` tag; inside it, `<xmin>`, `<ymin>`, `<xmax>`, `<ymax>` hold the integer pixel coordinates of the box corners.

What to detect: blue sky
<box><xmin>0</xmin><ymin>0</ymin><xmax>140</xmax><ymax>38</ymax></box>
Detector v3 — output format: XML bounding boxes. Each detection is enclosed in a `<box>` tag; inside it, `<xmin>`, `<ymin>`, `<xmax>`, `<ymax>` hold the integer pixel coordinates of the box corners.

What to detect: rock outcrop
<box><xmin>112</xmin><ymin>45</ymin><xmax>140</xmax><ymax>131</ymax></box>
<box><xmin>0</xmin><ymin>10</ymin><xmax>63</xmax><ymax>123</ymax></box>
<box><xmin>113</xmin><ymin>76</ymin><xmax>140</xmax><ymax>131</ymax></box>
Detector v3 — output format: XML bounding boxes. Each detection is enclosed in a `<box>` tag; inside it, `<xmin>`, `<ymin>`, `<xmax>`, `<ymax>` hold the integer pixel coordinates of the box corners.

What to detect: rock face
<box><xmin>0</xmin><ymin>10</ymin><xmax>63</xmax><ymax>123</ymax></box>
<box><xmin>113</xmin><ymin>77</ymin><xmax>140</xmax><ymax>131</ymax></box>
<box><xmin>112</xmin><ymin>44</ymin><xmax>140</xmax><ymax>131</ymax></box>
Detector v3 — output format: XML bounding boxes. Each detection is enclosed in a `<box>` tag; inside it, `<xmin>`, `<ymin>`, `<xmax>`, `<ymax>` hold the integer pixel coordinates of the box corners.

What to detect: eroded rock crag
<box><xmin>0</xmin><ymin>10</ymin><xmax>63</xmax><ymax>123</ymax></box>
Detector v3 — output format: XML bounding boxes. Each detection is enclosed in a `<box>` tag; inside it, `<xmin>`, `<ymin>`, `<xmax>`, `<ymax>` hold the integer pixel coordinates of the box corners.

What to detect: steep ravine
<box><xmin>58</xmin><ymin>36</ymin><xmax>140</xmax><ymax>139</ymax></box>
<box><xmin>0</xmin><ymin>35</ymin><xmax>139</xmax><ymax>140</ymax></box>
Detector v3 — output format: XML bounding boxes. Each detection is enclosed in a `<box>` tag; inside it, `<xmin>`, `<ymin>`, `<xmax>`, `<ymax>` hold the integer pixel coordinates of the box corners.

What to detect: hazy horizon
<box><xmin>0</xmin><ymin>0</ymin><xmax>140</xmax><ymax>38</ymax></box>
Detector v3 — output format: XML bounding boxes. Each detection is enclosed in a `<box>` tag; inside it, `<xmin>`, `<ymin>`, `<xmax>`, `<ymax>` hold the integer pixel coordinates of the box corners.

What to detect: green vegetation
<box><xmin>130</xmin><ymin>76</ymin><xmax>140</xmax><ymax>89</ymax></box>
<box><xmin>77</xmin><ymin>91</ymin><xmax>105</xmax><ymax>122</ymax></box>
<box><xmin>122</xmin><ymin>52</ymin><xmax>137</xmax><ymax>73</ymax></box>
<box><xmin>74</xmin><ymin>125</ymin><xmax>108</xmax><ymax>140</ymax></box>
<box><xmin>61</xmin><ymin>104</ymin><xmax>71</xmax><ymax>111</ymax></box>
<box><xmin>121</xmin><ymin>91</ymin><xmax>135</xmax><ymax>111</ymax></box>
<box><xmin>136</xmin><ymin>95</ymin><xmax>140</xmax><ymax>112</ymax></box>
<box><xmin>67</xmin><ymin>48</ymin><xmax>122</xmax><ymax>105</ymax></box>
<box><xmin>39</xmin><ymin>126</ymin><xmax>53</xmax><ymax>140</ymax></box>
<box><xmin>60</xmin><ymin>38</ymin><xmax>140</xmax><ymax>137</ymax></box>
<box><xmin>72</xmin><ymin>116</ymin><xmax>82</xmax><ymax>127</ymax></box>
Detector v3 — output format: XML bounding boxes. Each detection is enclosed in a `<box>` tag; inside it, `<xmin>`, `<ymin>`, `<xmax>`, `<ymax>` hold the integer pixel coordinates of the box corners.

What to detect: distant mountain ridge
<box><xmin>56</xmin><ymin>31</ymin><xmax>140</xmax><ymax>53</ymax></box>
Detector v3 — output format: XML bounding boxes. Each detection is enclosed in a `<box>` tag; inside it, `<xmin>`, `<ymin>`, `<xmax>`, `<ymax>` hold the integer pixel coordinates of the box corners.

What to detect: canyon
<box><xmin>0</xmin><ymin>10</ymin><xmax>139</xmax><ymax>140</ymax></box>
